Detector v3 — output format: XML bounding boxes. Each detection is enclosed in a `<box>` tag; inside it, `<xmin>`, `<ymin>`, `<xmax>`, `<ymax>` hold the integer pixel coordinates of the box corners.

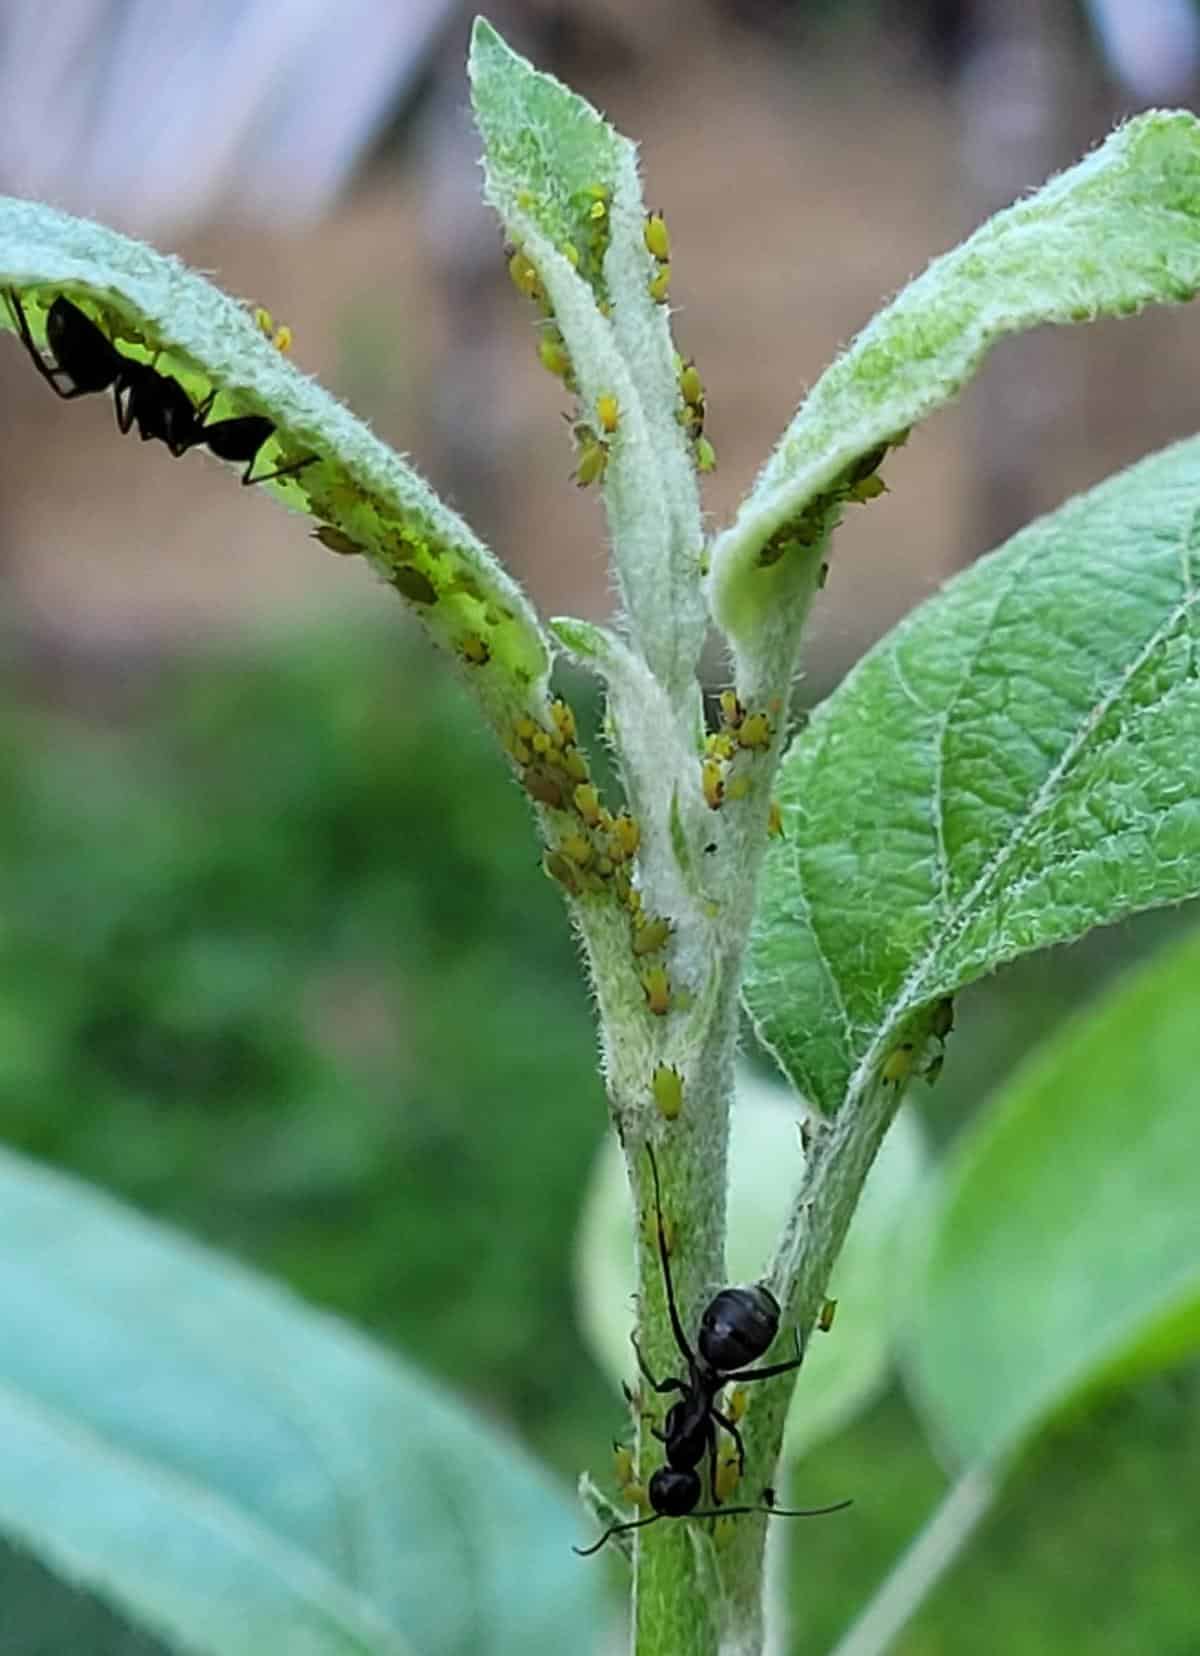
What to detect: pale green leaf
<box><xmin>710</xmin><ymin>111</ymin><xmax>1200</xmax><ymax>651</ymax></box>
<box><xmin>0</xmin><ymin>196</ymin><xmax>551</xmax><ymax>723</ymax></box>
<box><xmin>904</xmin><ymin>922</ymin><xmax>1200</xmax><ymax>1465</ymax></box>
<box><xmin>746</xmin><ymin>435</ymin><xmax>1200</xmax><ymax>1114</ymax></box>
<box><xmin>0</xmin><ymin>1148</ymin><xmax>603</xmax><ymax>1656</ymax></box>
<box><xmin>469</xmin><ymin>19</ymin><xmax>706</xmax><ymax>703</ymax></box>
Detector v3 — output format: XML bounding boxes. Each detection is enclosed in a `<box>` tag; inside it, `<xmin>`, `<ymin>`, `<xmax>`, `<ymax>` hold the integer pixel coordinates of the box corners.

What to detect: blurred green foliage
<box><xmin>0</xmin><ymin>627</ymin><xmax>1195</xmax><ymax>1652</ymax></box>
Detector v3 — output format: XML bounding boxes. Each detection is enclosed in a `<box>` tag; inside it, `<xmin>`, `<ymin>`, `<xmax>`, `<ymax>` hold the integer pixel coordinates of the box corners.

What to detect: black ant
<box><xmin>5</xmin><ymin>290</ymin><xmax>314</xmax><ymax>487</ymax></box>
<box><xmin>574</xmin><ymin>1142</ymin><xmax>850</xmax><ymax>1555</ymax></box>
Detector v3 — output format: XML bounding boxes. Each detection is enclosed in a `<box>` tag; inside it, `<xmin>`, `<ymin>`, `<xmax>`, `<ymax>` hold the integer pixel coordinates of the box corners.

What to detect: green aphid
<box><xmin>652</xmin><ymin>1064</ymin><xmax>684</xmax><ymax>1121</ymax></box>
<box><xmin>649</xmin><ymin>264</ymin><xmax>672</xmax><ymax>305</ymax></box>
<box><xmin>312</xmin><ymin>525</ymin><xmax>362</xmax><ymax>557</ymax></box>
<box><xmin>631</xmin><ymin>915</ymin><xmax>672</xmax><ymax>956</ymax></box>
<box><xmin>538</xmin><ymin>329</ymin><xmax>575</xmax><ymax>386</ymax></box>
<box><xmin>695</xmin><ymin>436</ymin><xmax>717</xmax><ymax>473</ymax></box>
<box><xmin>391</xmin><ymin>564</ymin><xmax>437</xmax><ymax>604</ymax></box>
<box><xmin>644</xmin><ymin>210</ymin><xmax>671</xmax><ymax>263</ymax></box>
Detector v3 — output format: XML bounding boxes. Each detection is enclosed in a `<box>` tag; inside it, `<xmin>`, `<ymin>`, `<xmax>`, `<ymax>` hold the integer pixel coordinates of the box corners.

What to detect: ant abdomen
<box><xmin>698</xmin><ymin>1283</ymin><xmax>781</xmax><ymax>1371</ymax></box>
<box><xmin>647</xmin><ymin>1466</ymin><xmax>700</xmax><ymax>1517</ymax></box>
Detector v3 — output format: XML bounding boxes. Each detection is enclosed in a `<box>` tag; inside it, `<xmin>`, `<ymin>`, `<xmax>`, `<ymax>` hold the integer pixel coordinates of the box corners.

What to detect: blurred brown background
<box><xmin>3</xmin><ymin>0</ymin><xmax>1199</xmax><ymax>682</ymax></box>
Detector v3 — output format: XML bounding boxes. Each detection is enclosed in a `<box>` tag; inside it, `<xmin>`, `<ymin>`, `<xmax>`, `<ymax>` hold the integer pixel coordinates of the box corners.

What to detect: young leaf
<box><xmin>904</xmin><ymin>922</ymin><xmax>1200</xmax><ymax>1466</ymax></box>
<box><xmin>710</xmin><ymin>111</ymin><xmax>1200</xmax><ymax>653</ymax></box>
<box><xmin>0</xmin><ymin>196</ymin><xmax>552</xmax><ymax>726</ymax></box>
<box><xmin>469</xmin><ymin>19</ymin><xmax>706</xmax><ymax>705</ymax></box>
<box><xmin>0</xmin><ymin>1148</ymin><xmax>604</xmax><ymax>1656</ymax></box>
<box><xmin>746</xmin><ymin>435</ymin><xmax>1200</xmax><ymax>1115</ymax></box>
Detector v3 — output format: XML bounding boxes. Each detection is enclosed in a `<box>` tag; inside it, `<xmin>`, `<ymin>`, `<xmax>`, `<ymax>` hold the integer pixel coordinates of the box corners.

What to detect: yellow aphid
<box><xmin>562</xmin><ymin>748</ymin><xmax>590</xmax><ymax>783</ymax></box>
<box><xmin>847</xmin><ymin>473</ymin><xmax>886</xmax><ymax>504</ymax></box>
<box><xmin>611</xmin><ymin>813</ymin><xmax>640</xmax><ymax>858</ymax></box>
<box><xmin>632</xmin><ymin>916</ymin><xmax>672</xmax><ymax>956</ymax></box>
<box><xmin>573</xmin><ymin>426</ymin><xmax>609</xmax><ymax>488</ymax></box>
<box><xmin>695</xmin><ymin>436</ymin><xmax>717</xmax><ymax>473</ymax></box>
<box><xmin>641</xmin><ymin>965</ymin><xmax>671</xmax><ymax>1017</ymax></box>
<box><xmin>719</xmin><ymin>690</ymin><xmax>744</xmax><ymax>729</ymax></box>
<box><xmin>515</xmin><ymin>716</ymin><xmax>538</xmax><ymax>742</ymax></box>
<box><xmin>679</xmin><ymin>360</ymin><xmax>703</xmax><ymax>408</ymax></box>
<box><xmin>561</xmin><ymin>240</ymin><xmax>580</xmax><ymax>267</ymax></box>
<box><xmin>588</xmin><ymin>198</ymin><xmax>608</xmax><ymax>222</ymax></box>
<box><xmin>550</xmin><ymin>698</ymin><xmax>577</xmax><ymax>746</ymax></box>
<box><xmin>312</xmin><ymin>525</ymin><xmax>361</xmax><ymax>557</ymax></box>
<box><xmin>705</xmin><ymin>731</ymin><xmax>735</xmax><ymax>762</ymax></box>
<box><xmin>272</xmin><ymin>324</ymin><xmax>292</xmax><ymax>353</ymax></box>
<box><xmin>819</xmin><ymin>1297</ymin><xmax>839</xmax><ymax>1333</ymax></box>
<box><xmin>881</xmin><ymin>1042</ymin><xmax>915</xmax><ymax>1086</ymax></box>
<box><xmin>544</xmin><ymin>850</ymin><xmax>582</xmax><ymax>896</ymax></box>
<box><xmin>737</xmin><ymin>711</ymin><xmax>772</xmax><ymax>751</ymax></box>
<box><xmin>623</xmin><ymin>884</ymin><xmax>642</xmax><ymax>915</ymax></box>
<box><xmin>652</xmin><ymin>1063</ymin><xmax>683</xmax><ymax>1121</ymax></box>
<box><xmin>461</xmin><ymin>633</ymin><xmax>490</xmax><ymax>666</ymax></box>
<box><xmin>702</xmin><ymin>759</ymin><xmax>725</xmax><ymax>811</ymax></box>
<box><xmin>531</xmin><ymin>729</ymin><xmax>552</xmax><ymax>755</ymax></box>
<box><xmin>562</xmin><ymin>831</ymin><xmax>594</xmax><ymax>868</ymax></box>
<box><xmin>714</xmin><ymin>1455</ymin><xmax>741</xmax><ymax>1503</ymax></box>
<box><xmin>767</xmin><ymin>798</ymin><xmax>783</xmax><ymax>838</ymax></box>
<box><xmin>392</xmin><ymin>564</ymin><xmax>437</xmax><ymax>605</ymax></box>
<box><xmin>510</xmin><ymin>737</ymin><xmax>533</xmax><ymax>767</ymax></box>
<box><xmin>254</xmin><ymin>306</ymin><xmax>274</xmax><ymax>338</ymax></box>
<box><xmin>725</xmin><ymin>1387</ymin><xmax>748</xmax><ymax>1424</ymax></box>
<box><xmin>649</xmin><ymin>264</ymin><xmax>672</xmax><ymax>305</ymax></box>
<box><xmin>538</xmin><ymin>331</ymin><xmax>574</xmax><ymax>383</ymax></box>
<box><xmin>644</xmin><ymin>210</ymin><xmax>671</xmax><ymax>263</ymax></box>
<box><xmin>597</xmin><ymin>392</ymin><xmax>620</xmax><ymax>434</ymax></box>
<box><xmin>574</xmin><ymin>784</ymin><xmax>602</xmax><ymax>827</ymax></box>
<box><xmin>508</xmin><ymin>248</ymin><xmax>542</xmax><ymax>301</ymax></box>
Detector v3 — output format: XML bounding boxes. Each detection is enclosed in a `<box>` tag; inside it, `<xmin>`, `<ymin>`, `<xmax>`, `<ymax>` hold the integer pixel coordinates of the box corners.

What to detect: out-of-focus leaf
<box><xmin>746</xmin><ymin>436</ymin><xmax>1200</xmax><ymax>1116</ymax></box>
<box><xmin>575</xmin><ymin>1070</ymin><xmax>927</xmax><ymax>1458</ymax></box>
<box><xmin>904</xmin><ymin>924</ymin><xmax>1200</xmax><ymax>1466</ymax></box>
<box><xmin>0</xmin><ymin>1148</ymin><xmax>604</xmax><ymax>1656</ymax></box>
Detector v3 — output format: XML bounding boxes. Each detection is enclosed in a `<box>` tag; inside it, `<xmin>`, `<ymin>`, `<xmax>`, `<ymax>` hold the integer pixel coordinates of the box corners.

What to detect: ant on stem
<box><xmin>575</xmin><ymin>1142</ymin><xmax>850</xmax><ymax>1555</ymax></box>
<box><xmin>5</xmin><ymin>290</ymin><xmax>314</xmax><ymax>486</ymax></box>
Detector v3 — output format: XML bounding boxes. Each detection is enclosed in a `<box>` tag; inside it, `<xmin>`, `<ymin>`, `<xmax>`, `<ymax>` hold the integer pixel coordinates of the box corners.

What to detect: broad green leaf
<box><xmin>746</xmin><ymin>435</ymin><xmax>1200</xmax><ymax>1116</ymax></box>
<box><xmin>0</xmin><ymin>196</ymin><xmax>551</xmax><ymax>724</ymax></box>
<box><xmin>0</xmin><ymin>1148</ymin><xmax>604</xmax><ymax>1656</ymax></box>
<box><xmin>574</xmin><ymin>1069</ymin><xmax>927</xmax><ymax>1460</ymax></box>
<box><xmin>710</xmin><ymin>111</ymin><xmax>1200</xmax><ymax>650</ymax></box>
<box><xmin>904</xmin><ymin>923</ymin><xmax>1200</xmax><ymax>1465</ymax></box>
<box><xmin>469</xmin><ymin>19</ymin><xmax>706</xmax><ymax>703</ymax></box>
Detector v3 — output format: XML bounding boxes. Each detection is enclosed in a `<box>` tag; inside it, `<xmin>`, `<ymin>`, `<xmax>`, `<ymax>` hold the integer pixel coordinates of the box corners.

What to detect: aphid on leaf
<box><xmin>641</xmin><ymin>965</ymin><xmax>671</xmax><ymax>1017</ymax></box>
<box><xmin>930</xmin><ymin>997</ymin><xmax>955</xmax><ymax>1041</ymax></box>
<box><xmin>632</xmin><ymin>915</ymin><xmax>672</xmax><ymax>957</ymax></box>
<box><xmin>597</xmin><ymin>392</ymin><xmax>620</xmax><ymax>434</ymax></box>
<box><xmin>737</xmin><ymin>712</ymin><xmax>772</xmax><ymax>752</ymax></box>
<box><xmin>538</xmin><ymin>330</ymin><xmax>575</xmax><ymax>385</ymax></box>
<box><xmin>611</xmin><ymin>813</ymin><xmax>640</xmax><ymax>859</ymax></box>
<box><xmin>652</xmin><ymin>1063</ymin><xmax>684</xmax><ymax>1121</ymax></box>
<box><xmin>649</xmin><ymin>265</ymin><xmax>672</xmax><ymax>305</ymax></box>
<box><xmin>391</xmin><ymin>564</ymin><xmax>437</xmax><ymax>604</ymax></box>
<box><xmin>702</xmin><ymin>759</ymin><xmax>725</xmax><ymax>811</ymax></box>
<box><xmin>544</xmin><ymin>850</ymin><xmax>583</xmax><ymax>896</ymax></box>
<box><xmin>719</xmin><ymin>691</ymin><xmax>744</xmax><ymax>730</ymax></box>
<box><xmin>312</xmin><ymin>525</ymin><xmax>362</xmax><ymax>557</ymax></box>
<box><xmin>644</xmin><ymin>210</ymin><xmax>671</xmax><ymax>263</ymax></box>
<box><xmin>524</xmin><ymin>763</ymin><xmax>567</xmax><ymax>810</ymax></box>
<box><xmin>507</xmin><ymin>247</ymin><xmax>543</xmax><ymax>303</ymax></box>
<box><xmin>818</xmin><ymin>1298</ymin><xmax>838</xmax><ymax>1333</ymax></box>
<box><xmin>695</xmin><ymin>436</ymin><xmax>717</xmax><ymax>473</ymax></box>
<box><xmin>881</xmin><ymin>1043</ymin><xmax>915</xmax><ymax>1087</ymax></box>
<box><xmin>461</xmin><ymin>633</ymin><xmax>490</xmax><ymax>666</ymax></box>
<box><xmin>570</xmin><ymin>421</ymin><xmax>610</xmax><ymax>488</ymax></box>
<box><xmin>574</xmin><ymin>784</ymin><xmax>602</xmax><ymax>827</ymax></box>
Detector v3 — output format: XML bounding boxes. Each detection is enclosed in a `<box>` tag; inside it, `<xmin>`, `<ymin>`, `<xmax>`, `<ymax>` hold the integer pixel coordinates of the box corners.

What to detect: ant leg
<box><xmin>706</xmin><ymin>1421</ymin><xmax>721</xmax><ymax>1507</ymax></box>
<box><xmin>573</xmin><ymin>1512</ymin><xmax>663</xmax><ymax>1557</ymax></box>
<box><xmin>712</xmin><ymin>1407</ymin><xmax>746</xmax><ymax>1476</ymax></box>
<box><xmin>644</xmin><ymin>1142</ymin><xmax>697</xmax><ymax>1367</ymax></box>
<box><xmin>679</xmin><ymin>1498</ymin><xmax>852</xmax><ymax>1525</ymax></box>
<box><xmin>5</xmin><ymin>289</ymin><xmax>85</xmax><ymax>399</ymax></box>
<box><xmin>725</xmin><ymin>1326</ymin><xmax>807</xmax><ymax>1386</ymax></box>
<box><xmin>240</xmin><ymin>453</ymin><xmax>317</xmax><ymax>487</ymax></box>
<box><xmin>630</xmin><ymin>1333</ymin><xmax>686</xmax><ymax>1396</ymax></box>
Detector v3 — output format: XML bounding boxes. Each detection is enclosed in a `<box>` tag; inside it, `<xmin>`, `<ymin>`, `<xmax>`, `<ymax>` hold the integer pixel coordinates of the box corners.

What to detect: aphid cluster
<box><xmin>4</xmin><ymin>291</ymin><xmax>314</xmax><ymax>488</ymax></box>
<box><xmin>677</xmin><ymin>356</ymin><xmax>715</xmax><ymax>473</ymax></box>
<box><xmin>757</xmin><ymin>432</ymin><xmax>908</xmax><ymax>573</ymax></box>
<box><xmin>881</xmin><ymin>995</ymin><xmax>955</xmax><ymax>1090</ymax></box>
<box><xmin>575</xmin><ymin>1143</ymin><xmax>851</xmax><ymax>1555</ymax></box>
<box><xmin>644</xmin><ymin>209</ymin><xmax>671</xmax><ymax>305</ymax></box>
<box><xmin>700</xmin><ymin>692</ymin><xmax>777</xmax><ymax>811</ymax></box>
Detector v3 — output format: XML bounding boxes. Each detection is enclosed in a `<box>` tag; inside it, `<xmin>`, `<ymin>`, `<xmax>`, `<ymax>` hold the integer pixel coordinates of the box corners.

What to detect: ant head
<box><xmin>698</xmin><ymin>1283</ymin><xmax>780</xmax><ymax>1372</ymax></box>
<box><xmin>648</xmin><ymin>1465</ymin><xmax>700</xmax><ymax>1517</ymax></box>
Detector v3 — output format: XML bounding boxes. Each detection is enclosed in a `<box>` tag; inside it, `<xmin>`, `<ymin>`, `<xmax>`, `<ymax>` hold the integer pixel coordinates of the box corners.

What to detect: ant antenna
<box><xmin>644</xmin><ymin>1140</ymin><xmax>696</xmax><ymax>1366</ymax></box>
<box><xmin>574</xmin><ymin>1497</ymin><xmax>852</xmax><ymax>1557</ymax></box>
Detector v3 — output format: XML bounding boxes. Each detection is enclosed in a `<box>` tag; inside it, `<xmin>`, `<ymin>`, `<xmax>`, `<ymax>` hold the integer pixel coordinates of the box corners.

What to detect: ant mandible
<box><xmin>5</xmin><ymin>290</ymin><xmax>314</xmax><ymax>487</ymax></box>
<box><xmin>574</xmin><ymin>1141</ymin><xmax>850</xmax><ymax>1555</ymax></box>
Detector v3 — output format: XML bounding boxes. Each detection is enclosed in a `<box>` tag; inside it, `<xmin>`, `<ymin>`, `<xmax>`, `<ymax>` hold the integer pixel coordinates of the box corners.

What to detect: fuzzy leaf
<box><xmin>904</xmin><ymin>923</ymin><xmax>1200</xmax><ymax>1465</ymax></box>
<box><xmin>0</xmin><ymin>1148</ymin><xmax>602</xmax><ymax>1656</ymax></box>
<box><xmin>746</xmin><ymin>436</ymin><xmax>1200</xmax><ymax>1115</ymax></box>
<box><xmin>0</xmin><ymin>195</ymin><xmax>551</xmax><ymax>723</ymax></box>
<box><xmin>469</xmin><ymin>19</ymin><xmax>706</xmax><ymax>704</ymax></box>
<box><xmin>711</xmin><ymin>111</ymin><xmax>1200</xmax><ymax>652</ymax></box>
